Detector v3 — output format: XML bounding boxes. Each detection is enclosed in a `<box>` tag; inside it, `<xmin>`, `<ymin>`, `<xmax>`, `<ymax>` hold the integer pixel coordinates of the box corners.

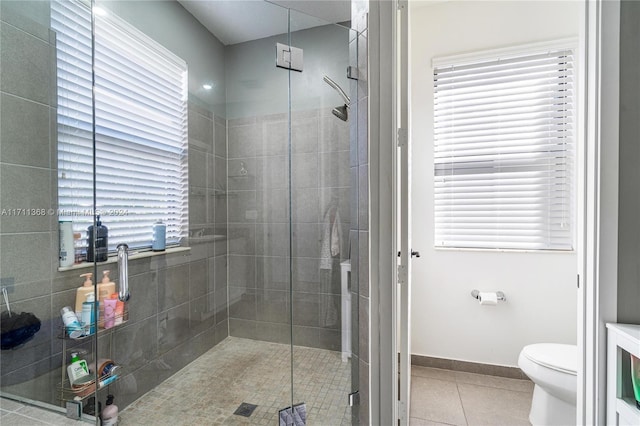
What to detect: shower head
<box><xmin>323</xmin><ymin>75</ymin><xmax>351</xmax><ymax>105</ymax></box>
<box><xmin>332</xmin><ymin>104</ymin><xmax>349</xmax><ymax>122</ymax></box>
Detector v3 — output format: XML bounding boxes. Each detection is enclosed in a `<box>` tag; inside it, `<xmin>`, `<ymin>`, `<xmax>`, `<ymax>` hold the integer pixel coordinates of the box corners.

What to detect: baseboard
<box><xmin>411</xmin><ymin>354</ymin><xmax>529</xmax><ymax>380</ymax></box>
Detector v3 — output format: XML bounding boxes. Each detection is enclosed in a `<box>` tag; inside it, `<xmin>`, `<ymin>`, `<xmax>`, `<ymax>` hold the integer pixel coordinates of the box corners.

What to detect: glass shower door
<box><xmin>0</xmin><ymin>0</ymin><xmax>104</xmax><ymax>421</ymax></box>
<box><xmin>288</xmin><ymin>9</ymin><xmax>360</xmax><ymax>425</ymax></box>
<box><xmin>0</xmin><ymin>1</ymin><xmax>361</xmax><ymax>424</ymax></box>
<box><xmin>89</xmin><ymin>1</ymin><xmax>295</xmax><ymax>424</ymax></box>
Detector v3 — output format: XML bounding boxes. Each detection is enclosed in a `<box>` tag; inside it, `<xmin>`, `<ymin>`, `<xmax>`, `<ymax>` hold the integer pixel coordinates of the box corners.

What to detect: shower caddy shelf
<box><xmin>606</xmin><ymin>323</ymin><xmax>640</xmax><ymax>425</ymax></box>
<box><xmin>58</xmin><ymin>314</ymin><xmax>127</xmax><ymax>406</ymax></box>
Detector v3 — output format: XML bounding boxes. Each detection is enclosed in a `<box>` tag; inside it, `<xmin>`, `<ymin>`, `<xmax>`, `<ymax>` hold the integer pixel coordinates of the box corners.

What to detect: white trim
<box><xmin>397</xmin><ymin>0</ymin><xmax>411</xmax><ymax>424</ymax></box>
<box><xmin>431</xmin><ymin>37</ymin><xmax>579</xmax><ymax>69</ymax></box>
<box><xmin>368</xmin><ymin>0</ymin><xmax>397</xmax><ymax>424</ymax></box>
<box><xmin>582</xmin><ymin>0</ymin><xmax>619</xmax><ymax>424</ymax></box>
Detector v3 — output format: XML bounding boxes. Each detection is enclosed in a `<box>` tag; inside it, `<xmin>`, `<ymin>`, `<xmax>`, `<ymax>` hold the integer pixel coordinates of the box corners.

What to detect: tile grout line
<box><xmin>455</xmin><ymin>382</ymin><xmax>470</xmax><ymax>426</ymax></box>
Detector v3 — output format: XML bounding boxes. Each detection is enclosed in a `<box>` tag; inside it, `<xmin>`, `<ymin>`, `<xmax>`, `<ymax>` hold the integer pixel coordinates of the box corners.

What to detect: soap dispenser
<box><xmin>87</xmin><ymin>215</ymin><xmax>108</xmax><ymax>262</ymax></box>
<box><xmin>97</xmin><ymin>270</ymin><xmax>116</xmax><ymax>325</ymax></box>
<box><xmin>101</xmin><ymin>394</ymin><xmax>119</xmax><ymax>426</ymax></box>
<box><xmin>75</xmin><ymin>273</ymin><xmax>94</xmax><ymax>314</ymax></box>
<box><xmin>98</xmin><ymin>271</ymin><xmax>116</xmax><ymax>301</ymax></box>
<box><xmin>67</xmin><ymin>352</ymin><xmax>91</xmax><ymax>386</ymax></box>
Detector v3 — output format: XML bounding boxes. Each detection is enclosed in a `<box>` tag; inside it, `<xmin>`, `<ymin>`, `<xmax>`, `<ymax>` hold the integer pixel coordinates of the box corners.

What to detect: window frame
<box><xmin>431</xmin><ymin>38</ymin><xmax>578</xmax><ymax>252</ymax></box>
<box><xmin>52</xmin><ymin>0</ymin><xmax>189</xmax><ymax>255</ymax></box>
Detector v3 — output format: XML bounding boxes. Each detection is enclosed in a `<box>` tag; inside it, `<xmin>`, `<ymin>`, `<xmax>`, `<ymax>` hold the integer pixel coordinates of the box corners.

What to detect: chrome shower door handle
<box><xmin>117</xmin><ymin>243</ymin><xmax>130</xmax><ymax>302</ymax></box>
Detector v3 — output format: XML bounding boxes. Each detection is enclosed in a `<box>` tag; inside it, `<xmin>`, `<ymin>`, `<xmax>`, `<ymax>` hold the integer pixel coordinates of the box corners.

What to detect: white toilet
<box><xmin>518</xmin><ymin>343</ymin><xmax>577</xmax><ymax>426</ymax></box>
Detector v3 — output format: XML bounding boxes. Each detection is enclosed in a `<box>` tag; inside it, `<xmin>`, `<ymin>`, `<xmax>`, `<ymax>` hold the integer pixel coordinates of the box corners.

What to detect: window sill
<box><xmin>57</xmin><ymin>246</ymin><xmax>191</xmax><ymax>272</ymax></box>
<box><xmin>433</xmin><ymin>247</ymin><xmax>576</xmax><ymax>254</ymax></box>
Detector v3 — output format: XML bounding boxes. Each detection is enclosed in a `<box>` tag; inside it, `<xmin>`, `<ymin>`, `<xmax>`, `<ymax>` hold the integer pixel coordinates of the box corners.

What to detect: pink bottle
<box><xmin>103</xmin><ymin>297</ymin><xmax>117</xmax><ymax>329</ymax></box>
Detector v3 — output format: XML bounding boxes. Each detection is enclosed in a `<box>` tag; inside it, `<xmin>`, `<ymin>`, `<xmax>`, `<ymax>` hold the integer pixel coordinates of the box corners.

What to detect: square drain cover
<box><xmin>234</xmin><ymin>402</ymin><xmax>258</xmax><ymax>417</ymax></box>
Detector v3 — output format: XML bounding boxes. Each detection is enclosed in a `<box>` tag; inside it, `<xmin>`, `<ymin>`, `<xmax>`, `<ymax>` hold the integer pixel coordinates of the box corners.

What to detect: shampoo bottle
<box><xmin>60</xmin><ymin>307</ymin><xmax>83</xmax><ymax>339</ymax></box>
<box><xmin>152</xmin><ymin>220</ymin><xmax>166</xmax><ymax>251</ymax></box>
<box><xmin>103</xmin><ymin>296</ymin><xmax>117</xmax><ymax>329</ymax></box>
<box><xmin>75</xmin><ymin>273</ymin><xmax>94</xmax><ymax>314</ymax></box>
<box><xmin>87</xmin><ymin>215</ymin><xmax>108</xmax><ymax>262</ymax></box>
<box><xmin>97</xmin><ymin>271</ymin><xmax>116</xmax><ymax>327</ymax></box>
<box><xmin>110</xmin><ymin>293</ymin><xmax>125</xmax><ymax>325</ymax></box>
<box><xmin>67</xmin><ymin>352</ymin><xmax>91</xmax><ymax>386</ymax></box>
<box><xmin>101</xmin><ymin>394</ymin><xmax>119</xmax><ymax>426</ymax></box>
<box><xmin>81</xmin><ymin>293</ymin><xmax>98</xmax><ymax>335</ymax></box>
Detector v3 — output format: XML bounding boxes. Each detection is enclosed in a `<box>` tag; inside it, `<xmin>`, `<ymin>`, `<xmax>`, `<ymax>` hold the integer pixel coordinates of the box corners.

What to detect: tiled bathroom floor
<box><xmin>2</xmin><ymin>346</ymin><xmax>532</xmax><ymax>426</ymax></box>
<box><xmin>120</xmin><ymin>337</ymin><xmax>352</xmax><ymax>425</ymax></box>
<box><xmin>409</xmin><ymin>365</ymin><xmax>534</xmax><ymax>425</ymax></box>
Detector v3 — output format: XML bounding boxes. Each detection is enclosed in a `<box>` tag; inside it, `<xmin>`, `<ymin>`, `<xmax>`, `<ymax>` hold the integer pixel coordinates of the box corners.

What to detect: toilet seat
<box><xmin>521</xmin><ymin>343</ymin><xmax>577</xmax><ymax>376</ymax></box>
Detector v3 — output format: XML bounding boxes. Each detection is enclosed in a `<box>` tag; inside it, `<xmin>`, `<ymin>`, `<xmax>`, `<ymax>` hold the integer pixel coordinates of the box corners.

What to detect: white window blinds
<box><xmin>52</xmin><ymin>0</ymin><xmax>188</xmax><ymax>252</ymax></box>
<box><xmin>433</xmin><ymin>45</ymin><xmax>574</xmax><ymax>250</ymax></box>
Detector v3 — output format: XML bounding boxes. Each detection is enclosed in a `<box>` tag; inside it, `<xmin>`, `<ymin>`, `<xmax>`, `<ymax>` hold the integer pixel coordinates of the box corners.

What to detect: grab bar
<box><xmin>116</xmin><ymin>243</ymin><xmax>130</xmax><ymax>302</ymax></box>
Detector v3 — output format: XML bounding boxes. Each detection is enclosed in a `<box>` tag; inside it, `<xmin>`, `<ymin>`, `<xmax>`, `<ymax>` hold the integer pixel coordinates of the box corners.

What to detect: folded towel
<box><xmin>320</xmin><ymin>207</ymin><xmax>341</xmax><ymax>270</ymax></box>
<box><xmin>331</xmin><ymin>210</ymin><xmax>342</xmax><ymax>257</ymax></box>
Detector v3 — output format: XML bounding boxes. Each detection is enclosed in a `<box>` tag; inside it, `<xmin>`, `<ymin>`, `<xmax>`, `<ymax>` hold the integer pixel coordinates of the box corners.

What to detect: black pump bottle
<box><xmin>87</xmin><ymin>215</ymin><xmax>108</xmax><ymax>262</ymax></box>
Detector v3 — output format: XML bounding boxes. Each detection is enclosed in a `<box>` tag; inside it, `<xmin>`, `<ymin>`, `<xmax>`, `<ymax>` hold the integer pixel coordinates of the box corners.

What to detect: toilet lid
<box><xmin>522</xmin><ymin>343</ymin><xmax>577</xmax><ymax>375</ymax></box>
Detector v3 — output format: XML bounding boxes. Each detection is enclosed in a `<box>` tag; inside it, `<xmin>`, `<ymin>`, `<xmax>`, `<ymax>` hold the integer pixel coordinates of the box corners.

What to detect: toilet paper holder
<box><xmin>471</xmin><ymin>289</ymin><xmax>506</xmax><ymax>302</ymax></box>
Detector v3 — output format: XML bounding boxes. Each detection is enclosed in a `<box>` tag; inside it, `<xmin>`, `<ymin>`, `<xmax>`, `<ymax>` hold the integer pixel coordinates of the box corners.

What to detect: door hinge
<box><xmin>397</xmin><ymin>0</ymin><xmax>408</xmax><ymax>11</ymax></box>
<box><xmin>398</xmin><ymin>265</ymin><xmax>407</xmax><ymax>285</ymax></box>
<box><xmin>347</xmin><ymin>65</ymin><xmax>359</xmax><ymax>81</ymax></box>
<box><xmin>577</xmin><ymin>274</ymin><xmax>580</xmax><ymax>289</ymax></box>
<box><xmin>397</xmin><ymin>128</ymin><xmax>407</xmax><ymax>147</ymax></box>
<box><xmin>276</xmin><ymin>43</ymin><xmax>303</xmax><ymax>72</ymax></box>
<box><xmin>348</xmin><ymin>391</ymin><xmax>359</xmax><ymax>407</ymax></box>
<box><xmin>398</xmin><ymin>400</ymin><xmax>407</xmax><ymax>422</ymax></box>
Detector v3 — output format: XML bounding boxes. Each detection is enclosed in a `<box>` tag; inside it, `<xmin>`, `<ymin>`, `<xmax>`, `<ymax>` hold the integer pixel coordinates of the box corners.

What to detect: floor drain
<box><xmin>233</xmin><ymin>402</ymin><xmax>258</xmax><ymax>417</ymax></box>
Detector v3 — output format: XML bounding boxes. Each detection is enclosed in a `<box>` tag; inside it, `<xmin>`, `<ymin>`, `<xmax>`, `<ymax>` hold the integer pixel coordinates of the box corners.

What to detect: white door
<box><xmin>397</xmin><ymin>0</ymin><xmax>412</xmax><ymax>424</ymax></box>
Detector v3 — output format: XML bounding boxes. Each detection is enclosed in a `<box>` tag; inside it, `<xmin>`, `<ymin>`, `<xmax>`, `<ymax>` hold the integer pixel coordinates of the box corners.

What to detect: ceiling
<box><xmin>177</xmin><ymin>0</ymin><xmax>351</xmax><ymax>45</ymax></box>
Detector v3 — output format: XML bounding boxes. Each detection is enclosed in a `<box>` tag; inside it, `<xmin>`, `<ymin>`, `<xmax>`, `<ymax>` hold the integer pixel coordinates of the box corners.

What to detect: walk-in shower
<box><xmin>0</xmin><ymin>0</ymin><xmax>362</xmax><ymax>424</ymax></box>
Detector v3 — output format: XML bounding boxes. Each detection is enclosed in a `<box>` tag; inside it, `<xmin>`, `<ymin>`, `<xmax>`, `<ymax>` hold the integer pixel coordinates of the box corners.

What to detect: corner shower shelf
<box><xmin>59</xmin><ymin>369</ymin><xmax>123</xmax><ymax>403</ymax></box>
<box><xmin>606</xmin><ymin>323</ymin><xmax>640</xmax><ymax>425</ymax></box>
<box><xmin>58</xmin><ymin>315</ymin><xmax>127</xmax><ymax>411</ymax></box>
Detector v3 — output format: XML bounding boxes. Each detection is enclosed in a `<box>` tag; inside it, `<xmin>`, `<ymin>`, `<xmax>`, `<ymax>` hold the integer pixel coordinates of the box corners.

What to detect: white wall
<box><xmin>410</xmin><ymin>0</ymin><xmax>581</xmax><ymax>367</ymax></box>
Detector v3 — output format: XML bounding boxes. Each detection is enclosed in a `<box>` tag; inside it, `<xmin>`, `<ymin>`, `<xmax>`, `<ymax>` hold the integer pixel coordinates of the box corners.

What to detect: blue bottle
<box><xmin>81</xmin><ymin>293</ymin><xmax>99</xmax><ymax>335</ymax></box>
<box><xmin>152</xmin><ymin>221</ymin><xmax>166</xmax><ymax>251</ymax></box>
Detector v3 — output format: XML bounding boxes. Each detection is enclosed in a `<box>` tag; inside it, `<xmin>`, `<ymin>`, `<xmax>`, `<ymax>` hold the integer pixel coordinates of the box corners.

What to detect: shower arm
<box><xmin>323</xmin><ymin>76</ymin><xmax>350</xmax><ymax>106</ymax></box>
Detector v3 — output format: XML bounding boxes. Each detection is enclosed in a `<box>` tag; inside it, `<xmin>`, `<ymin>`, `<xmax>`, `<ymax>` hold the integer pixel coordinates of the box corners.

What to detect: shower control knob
<box><xmin>411</xmin><ymin>250</ymin><xmax>420</xmax><ymax>258</ymax></box>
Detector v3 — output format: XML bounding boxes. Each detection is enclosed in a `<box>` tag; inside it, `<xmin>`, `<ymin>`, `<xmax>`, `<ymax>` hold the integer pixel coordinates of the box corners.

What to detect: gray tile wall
<box><xmin>0</xmin><ymin>4</ymin><xmax>228</xmax><ymax>412</ymax></box>
<box><xmin>226</xmin><ymin>109</ymin><xmax>352</xmax><ymax>352</ymax></box>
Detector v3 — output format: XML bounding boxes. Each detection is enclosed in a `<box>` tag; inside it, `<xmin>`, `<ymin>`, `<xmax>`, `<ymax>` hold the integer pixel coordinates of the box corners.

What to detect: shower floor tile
<box><xmin>119</xmin><ymin>337</ymin><xmax>352</xmax><ymax>425</ymax></box>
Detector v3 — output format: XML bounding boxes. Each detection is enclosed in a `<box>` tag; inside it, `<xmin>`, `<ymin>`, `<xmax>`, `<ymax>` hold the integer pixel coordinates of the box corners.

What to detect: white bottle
<box><xmin>67</xmin><ymin>353</ymin><xmax>91</xmax><ymax>386</ymax></box>
<box><xmin>101</xmin><ymin>394</ymin><xmax>118</xmax><ymax>426</ymax></box>
<box><xmin>60</xmin><ymin>307</ymin><xmax>83</xmax><ymax>339</ymax></box>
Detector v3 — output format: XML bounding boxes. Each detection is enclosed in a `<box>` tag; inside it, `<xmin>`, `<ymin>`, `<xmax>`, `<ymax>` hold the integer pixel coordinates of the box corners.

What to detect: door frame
<box><xmin>580</xmin><ymin>0</ymin><xmax>619</xmax><ymax>424</ymax></box>
<box><xmin>377</xmin><ymin>0</ymin><xmax>621</xmax><ymax>424</ymax></box>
